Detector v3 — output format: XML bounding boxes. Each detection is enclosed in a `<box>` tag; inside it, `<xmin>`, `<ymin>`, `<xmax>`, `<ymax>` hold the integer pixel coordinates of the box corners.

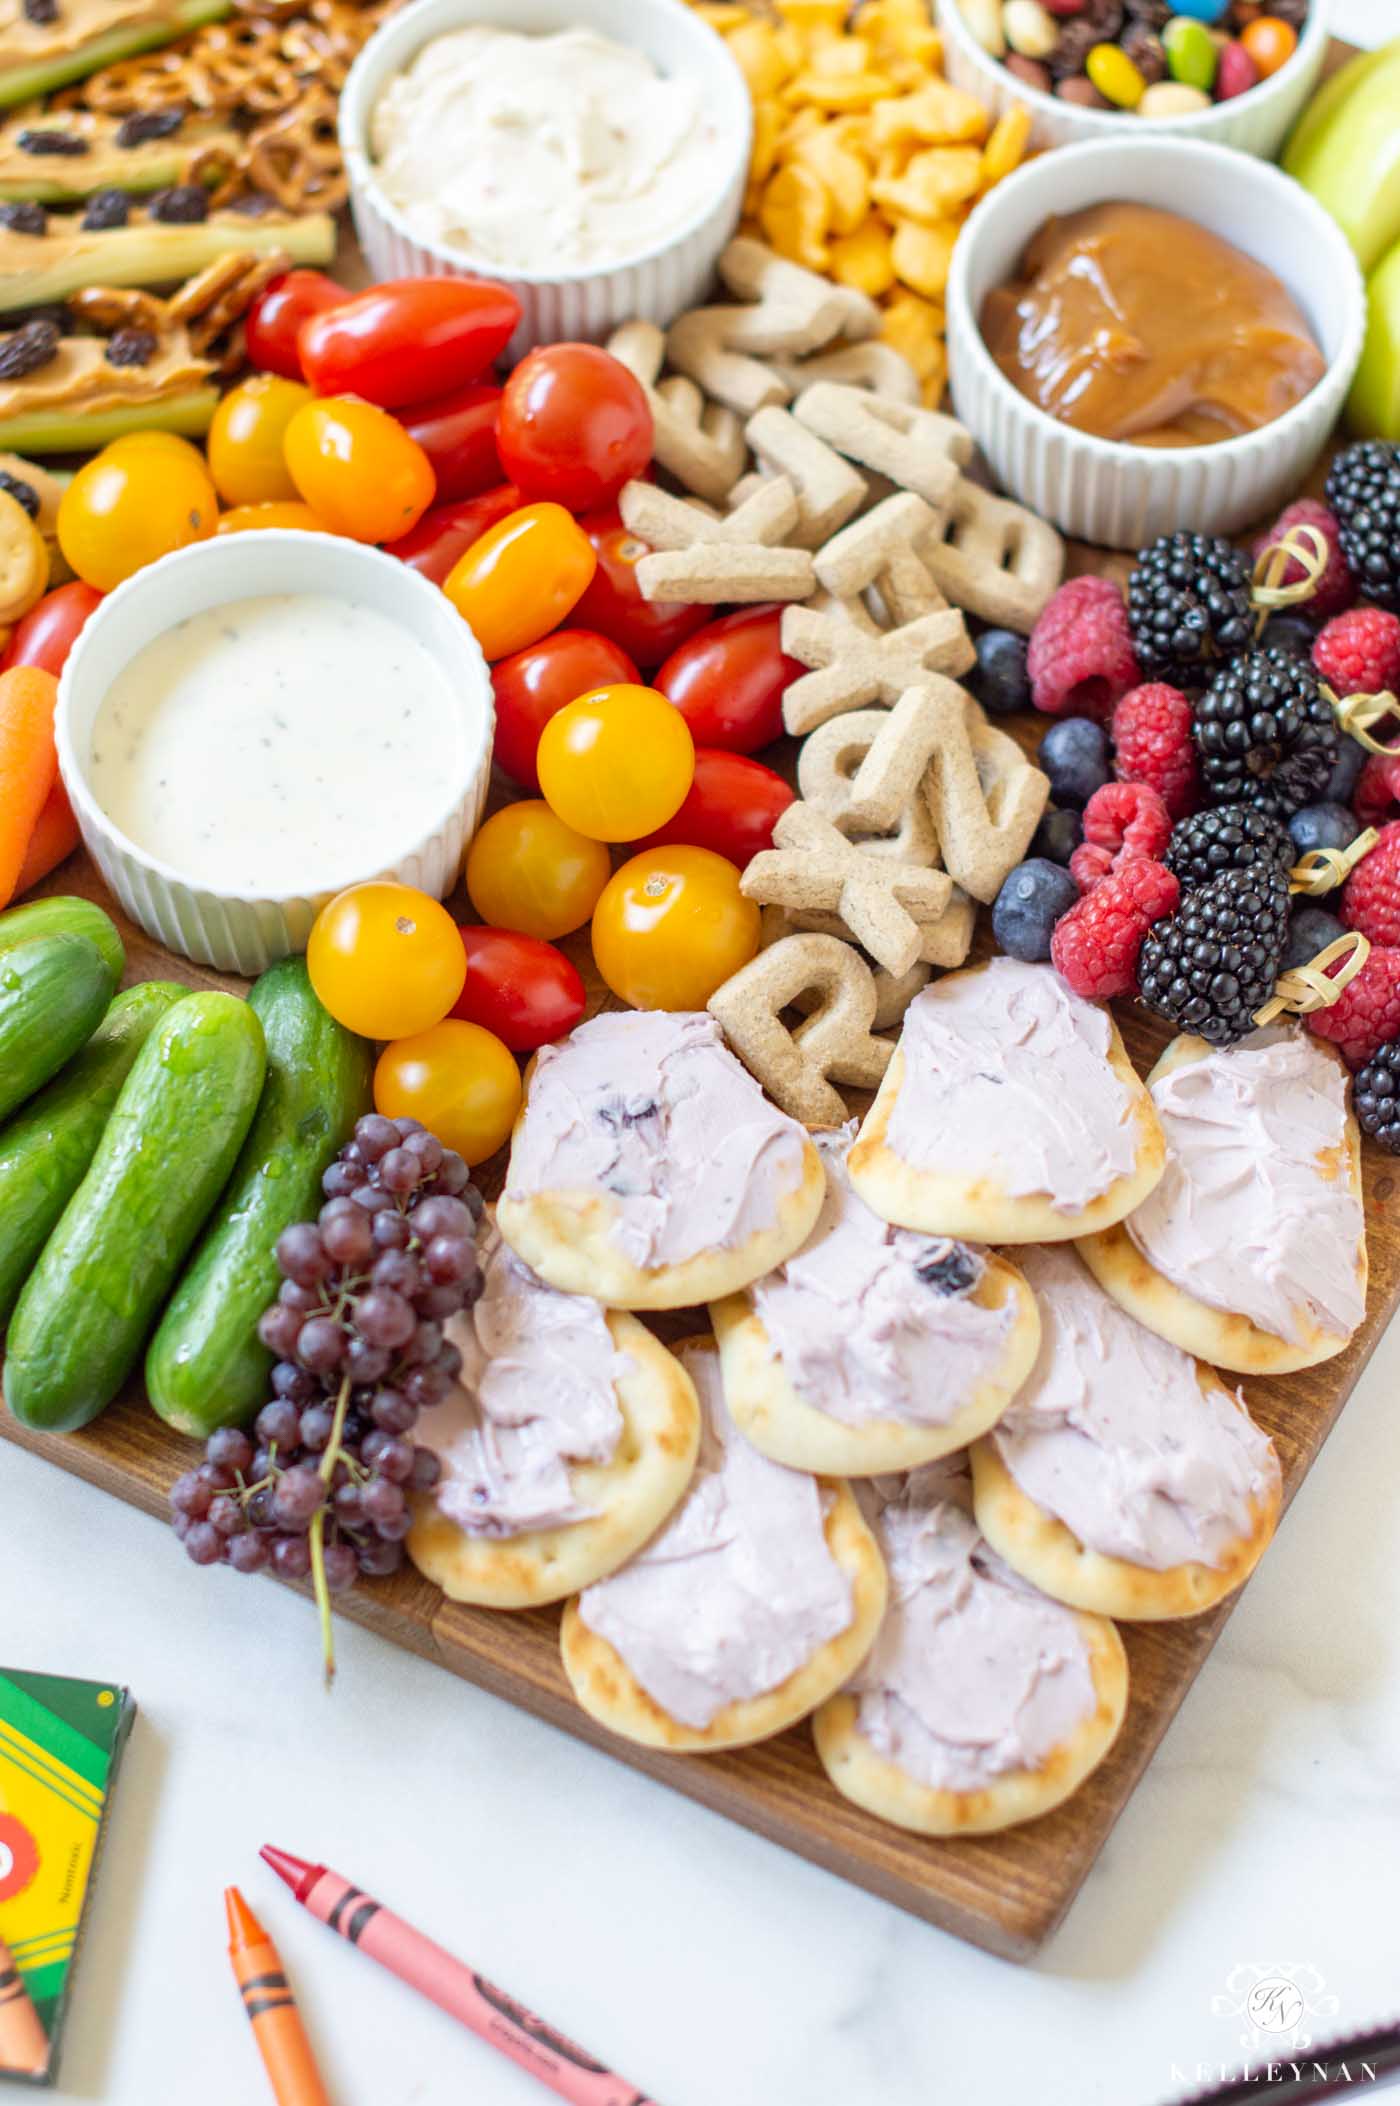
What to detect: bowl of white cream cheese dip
<box><xmin>339</xmin><ymin>0</ymin><xmax>753</xmax><ymax>357</ymax></box>
<box><xmin>57</xmin><ymin>531</ymin><xmax>494</xmax><ymax>974</ymax></box>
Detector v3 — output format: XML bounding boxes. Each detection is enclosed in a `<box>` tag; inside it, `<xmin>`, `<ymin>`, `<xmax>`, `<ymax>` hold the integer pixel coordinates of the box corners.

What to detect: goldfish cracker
<box><xmin>920</xmin><ymin>342</ymin><xmax>949</xmax><ymax>409</ymax></box>
<box><xmin>792</xmin><ymin>125</ymin><xmax>870</xmax><ymax>233</ymax></box>
<box><xmin>785</xmin><ymin>57</ymin><xmax>895</xmax><ymax>109</ymax></box>
<box><xmin>750</xmin><ymin>98</ymin><xmax>784</xmax><ymax>188</ymax></box>
<box><xmin>729</xmin><ymin>18</ymin><xmax>796</xmax><ymax>100</ymax></box>
<box><xmin>872</xmin><ymin>143</ymin><xmax>983</xmax><ymax>224</ymax></box>
<box><xmin>890</xmin><ymin>217</ymin><xmax>959</xmax><ymax>300</ymax></box>
<box><xmin>808</xmin><ymin>34</ymin><xmax>875</xmax><ymax>77</ymax></box>
<box><xmin>691</xmin><ymin>2</ymin><xmax>750</xmax><ymax>28</ymax></box>
<box><xmin>871</xmin><ymin>80</ymin><xmax>990</xmax><ymax>150</ymax></box>
<box><xmin>829</xmin><ymin>216</ymin><xmax>897</xmax><ymax>297</ymax></box>
<box><xmin>982</xmin><ymin>104</ymin><xmax>1032</xmax><ymax>187</ymax></box>
<box><xmin>778</xmin><ymin>0</ymin><xmax>855</xmax><ymax>36</ymax></box>
<box><xmin>879</xmin><ymin>287</ymin><xmax>945</xmax><ymax>381</ymax></box>
<box><xmin>857</xmin><ymin>0</ymin><xmax>943</xmax><ymax>64</ymax></box>
<box><xmin>759</xmin><ymin>160</ymin><xmax>832</xmax><ymax>270</ymax></box>
<box><xmin>775</xmin><ymin>104</ymin><xmax>826</xmax><ymax>158</ymax></box>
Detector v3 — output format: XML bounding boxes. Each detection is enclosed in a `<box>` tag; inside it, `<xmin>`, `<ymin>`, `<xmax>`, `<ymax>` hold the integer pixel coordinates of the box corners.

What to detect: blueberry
<box><xmin>1037</xmin><ymin>716</ymin><xmax>1109</xmax><ymax>809</ymax></box>
<box><xmin>1326</xmin><ymin>736</ymin><xmax>1366</xmax><ymax>806</ymax></box>
<box><xmin>1284</xmin><ymin>905</ymin><xmax>1347</xmax><ymax>973</ymax></box>
<box><xmin>1029</xmin><ymin>806</ymin><xmax>1083</xmax><ymax>867</ymax></box>
<box><xmin>992</xmin><ymin>858</ymin><xmax>1079</xmax><ymax>963</ymax></box>
<box><xmin>1287</xmin><ymin>802</ymin><xmax>1361</xmax><ymax>863</ymax></box>
<box><xmin>1259</xmin><ymin>613</ymin><xmax>1317</xmax><ymax>663</ymax></box>
<box><xmin>967</xmin><ymin>628</ymin><xmax>1030</xmax><ymax>716</ymax></box>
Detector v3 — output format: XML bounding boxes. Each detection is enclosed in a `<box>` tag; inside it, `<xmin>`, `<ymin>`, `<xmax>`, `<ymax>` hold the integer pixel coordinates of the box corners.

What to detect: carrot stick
<box><xmin>0</xmin><ymin>666</ymin><xmax>59</xmax><ymax>909</ymax></box>
<box><xmin>14</xmin><ymin>776</ymin><xmax>78</xmax><ymax>897</ymax></box>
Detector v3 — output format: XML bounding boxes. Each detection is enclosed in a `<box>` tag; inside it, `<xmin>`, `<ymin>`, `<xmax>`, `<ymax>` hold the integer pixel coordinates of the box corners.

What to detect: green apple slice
<box><xmin>1348</xmin><ymin>239</ymin><xmax>1400</xmax><ymax>443</ymax></box>
<box><xmin>1283</xmin><ymin>40</ymin><xmax>1400</xmax><ymax>273</ymax></box>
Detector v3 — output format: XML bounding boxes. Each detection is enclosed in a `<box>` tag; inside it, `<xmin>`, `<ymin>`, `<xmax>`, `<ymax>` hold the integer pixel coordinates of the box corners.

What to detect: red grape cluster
<box><xmin>170</xmin><ymin>1115</ymin><xmax>484</xmax><ymax>1604</ymax></box>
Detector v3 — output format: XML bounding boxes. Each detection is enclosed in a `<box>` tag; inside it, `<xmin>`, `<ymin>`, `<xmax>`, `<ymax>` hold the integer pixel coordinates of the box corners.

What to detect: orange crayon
<box><xmin>225</xmin><ymin>1887</ymin><xmax>332</xmax><ymax>2106</ymax></box>
<box><xmin>0</xmin><ymin>1931</ymin><xmax>47</xmax><ymax>2077</ymax></box>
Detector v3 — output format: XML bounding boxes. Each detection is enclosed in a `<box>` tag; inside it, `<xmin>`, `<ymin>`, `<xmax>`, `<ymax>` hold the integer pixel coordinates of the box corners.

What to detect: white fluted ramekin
<box><xmin>946</xmin><ymin>135</ymin><xmax>1366</xmax><ymax>550</ymax></box>
<box><xmin>56</xmin><ymin>533</ymin><xmax>493</xmax><ymax>976</ymax></box>
<box><xmin>339</xmin><ymin>0</ymin><xmax>752</xmax><ymax>363</ymax></box>
<box><xmin>936</xmin><ymin>0</ymin><xmax>1330</xmax><ymax>156</ymax></box>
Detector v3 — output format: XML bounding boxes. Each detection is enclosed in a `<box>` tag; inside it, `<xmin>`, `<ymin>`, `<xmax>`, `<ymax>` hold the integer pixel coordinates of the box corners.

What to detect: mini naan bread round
<box><xmin>711</xmin><ymin>1125</ymin><xmax>1040</xmax><ymax>1477</ymax></box>
<box><xmin>407</xmin><ymin>1229</ymin><xmax>701</xmax><ymax>1610</ymax></box>
<box><xmin>1077</xmin><ymin>1028</ymin><xmax>1367</xmax><ymax>1376</ymax></box>
<box><xmin>560</xmin><ymin>1337</ymin><xmax>888</xmax><ymax>1754</ymax></box>
<box><xmin>496</xmin><ymin>1011</ymin><xmax>825</xmax><ymax>1310</ymax></box>
<box><xmin>971</xmin><ymin>1244</ymin><xmax>1281</xmax><ymax>1621</ymax></box>
<box><xmin>813</xmin><ymin>1465</ymin><xmax>1128</xmax><ymax>1836</ymax></box>
<box><xmin>848</xmin><ymin>957</ymin><xmax>1164</xmax><ymax>1244</ymax></box>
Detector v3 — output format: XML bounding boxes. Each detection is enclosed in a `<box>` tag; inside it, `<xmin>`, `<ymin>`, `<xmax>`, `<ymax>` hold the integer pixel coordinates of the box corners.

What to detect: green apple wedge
<box><xmin>1348</xmin><ymin>238</ymin><xmax>1400</xmax><ymax>442</ymax></box>
<box><xmin>1283</xmin><ymin>37</ymin><xmax>1400</xmax><ymax>273</ymax></box>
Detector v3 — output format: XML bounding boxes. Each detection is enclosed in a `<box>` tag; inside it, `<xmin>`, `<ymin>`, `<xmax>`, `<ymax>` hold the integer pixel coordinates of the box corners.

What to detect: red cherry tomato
<box><xmin>491</xmin><ymin>627</ymin><xmax>639</xmax><ymax>792</ymax></box>
<box><xmin>636</xmin><ymin>748</ymin><xmax>795</xmax><ymax>867</ymax></box>
<box><xmin>298</xmin><ymin>278</ymin><xmax>522</xmax><ymax>410</ymax></box>
<box><xmin>2</xmin><ymin>579</ymin><xmax>102</xmax><ymax>675</ymax></box>
<box><xmin>244</xmin><ymin>269</ymin><xmax>347</xmax><ymax>381</ymax></box>
<box><xmin>394</xmin><ymin>381</ymin><xmax>502</xmax><ymax>503</ymax></box>
<box><xmin>384</xmin><ymin>481</ymin><xmax>521</xmax><ymax>585</ymax></box>
<box><xmin>451</xmin><ymin>924</ymin><xmax>586</xmax><ymax>1051</ymax></box>
<box><xmin>571</xmin><ymin>505</ymin><xmax>708</xmax><ymax>668</ymax></box>
<box><xmin>497</xmin><ymin>343</ymin><xmax>652</xmax><ymax>513</ymax></box>
<box><xmin>655</xmin><ymin>605</ymin><xmax>800</xmax><ymax>754</ymax></box>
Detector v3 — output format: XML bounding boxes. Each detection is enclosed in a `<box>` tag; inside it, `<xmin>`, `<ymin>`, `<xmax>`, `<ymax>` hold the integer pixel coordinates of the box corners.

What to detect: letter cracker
<box><xmin>741</xmin><ymin>800</ymin><xmax>952</xmax><ymax>977</ymax></box>
<box><xmin>920</xmin><ymin>477</ymin><xmax>1065</xmax><ymax>633</ymax></box>
<box><xmin>708</xmin><ymin>933</ymin><xmax>893</xmax><ymax>1127</ymax></box>
<box><xmin>744</xmin><ymin>405</ymin><xmax>867</xmax><ymax>549</ymax></box>
<box><xmin>606</xmin><ymin>321</ymin><xmax>746</xmax><ymax>506</ymax></box>
<box><xmin>618</xmin><ymin>476</ymin><xmax>816</xmax><ymax>603</ymax></box>
<box><xmin>781</xmin><ymin>594</ymin><xmax>976</xmax><ymax>734</ymax></box>
<box><xmin>795</xmin><ymin>381</ymin><xmax>972</xmax><ymax>509</ymax></box>
<box><xmin>815</xmin><ymin>492</ymin><xmax>953</xmax><ymax>625</ymax></box>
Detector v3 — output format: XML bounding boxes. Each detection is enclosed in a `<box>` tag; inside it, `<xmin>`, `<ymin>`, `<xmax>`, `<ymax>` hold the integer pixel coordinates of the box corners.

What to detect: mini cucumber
<box><xmin>0</xmin><ymin>933</ymin><xmax>113</xmax><ymax>1123</ymax></box>
<box><xmin>0</xmin><ymin>980</ymin><xmax>185</xmax><ymax>1326</ymax></box>
<box><xmin>147</xmin><ymin>959</ymin><xmax>372</xmax><ymax>1438</ymax></box>
<box><xmin>0</xmin><ymin>895</ymin><xmax>123</xmax><ymax>985</ymax></box>
<box><xmin>4</xmin><ymin>991</ymin><xmax>266</xmax><ymax>1434</ymax></box>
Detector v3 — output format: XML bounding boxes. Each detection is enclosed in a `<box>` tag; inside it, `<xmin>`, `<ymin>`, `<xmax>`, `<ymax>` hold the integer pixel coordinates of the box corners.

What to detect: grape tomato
<box><xmin>497</xmin><ymin>342</ymin><xmax>652</xmax><ymax>513</ymax></box>
<box><xmin>637</xmin><ymin>748</ymin><xmax>794</xmax><ymax>867</ymax></box>
<box><xmin>464</xmin><ymin>800</ymin><xmax>611</xmax><ymax>941</ymax></box>
<box><xmin>396</xmin><ymin>382</ymin><xmax>503</xmax><ymax>504</ymax></box>
<box><xmin>283</xmin><ymin>396</ymin><xmax>436</xmax><ymax>544</ymax></box>
<box><xmin>374</xmin><ymin>1019</ymin><xmax>521</xmax><ymax>1166</ymax></box>
<box><xmin>298</xmin><ymin>278</ymin><xmax>522</xmax><ymax>410</ymax></box>
<box><xmin>307</xmin><ymin>882</ymin><xmax>466</xmax><ymax>1040</ymax></box>
<box><xmin>57</xmin><ymin>437</ymin><xmax>217</xmax><ymax>590</ymax></box>
<box><xmin>244</xmin><ymin>268</ymin><xmax>347</xmax><ymax>381</ymax></box>
<box><xmin>452</xmin><ymin>925</ymin><xmax>586</xmax><ymax>1051</ymax></box>
<box><xmin>655</xmin><ymin>605</ymin><xmax>800</xmax><ymax>753</ymax></box>
<box><xmin>2</xmin><ymin>579</ymin><xmax>101</xmax><ymax>676</ymax></box>
<box><xmin>591</xmin><ymin>845</ymin><xmax>760</xmax><ymax>1011</ymax></box>
<box><xmin>207</xmin><ymin>371</ymin><xmax>310</xmax><ymax>506</ymax></box>
<box><xmin>442</xmin><ymin>502</ymin><xmax>595</xmax><ymax>662</ymax></box>
<box><xmin>571</xmin><ymin>505</ymin><xmax>707</xmax><ymax>668</ymax></box>
<box><xmin>491</xmin><ymin>627</ymin><xmax>638</xmax><ymax>791</ymax></box>
<box><xmin>535</xmin><ymin>682</ymin><xmax>694</xmax><ymax>843</ymax></box>
<box><xmin>385</xmin><ymin>482</ymin><xmax>520</xmax><ymax>585</ymax></box>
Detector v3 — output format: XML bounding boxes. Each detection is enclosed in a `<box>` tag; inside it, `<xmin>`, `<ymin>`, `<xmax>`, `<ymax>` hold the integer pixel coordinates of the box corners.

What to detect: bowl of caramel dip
<box><xmin>946</xmin><ymin>136</ymin><xmax>1366</xmax><ymax>548</ymax></box>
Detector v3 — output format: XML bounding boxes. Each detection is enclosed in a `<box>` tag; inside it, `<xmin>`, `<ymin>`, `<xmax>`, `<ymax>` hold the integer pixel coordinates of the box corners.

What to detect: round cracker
<box><xmin>811</xmin><ymin>1610</ymin><xmax>1128</xmax><ymax>1836</ymax></box>
<box><xmin>560</xmin><ymin>1479</ymin><xmax>888</xmax><ymax>1752</ymax></box>
<box><xmin>710</xmin><ymin>1250</ymin><xmax>1041</xmax><ymax>1476</ymax></box>
<box><xmin>847</xmin><ymin>986</ymin><xmax>1165</xmax><ymax>1244</ymax></box>
<box><xmin>968</xmin><ymin>1371</ymin><xmax>1281</xmax><ymax>1622</ymax></box>
<box><xmin>406</xmin><ymin>1312</ymin><xmax>701</xmax><ymax>1611</ymax></box>
<box><xmin>1076</xmin><ymin>1033</ymin><xmax>1367</xmax><ymax>1375</ymax></box>
<box><xmin>0</xmin><ymin>489</ymin><xmax>48</xmax><ymax>625</ymax></box>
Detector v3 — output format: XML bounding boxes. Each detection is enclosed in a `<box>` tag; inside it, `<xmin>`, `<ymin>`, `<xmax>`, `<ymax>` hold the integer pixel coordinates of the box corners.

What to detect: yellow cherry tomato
<box><xmin>443</xmin><ymin>502</ymin><xmax>596</xmax><ymax>662</ymax></box>
<box><xmin>56</xmin><ymin>435</ymin><xmax>218</xmax><ymax>590</ymax></box>
<box><xmin>536</xmin><ymin>682</ymin><xmax>695</xmax><ymax>843</ymax></box>
<box><xmin>283</xmin><ymin>395</ymin><xmax>436</xmax><ymax>543</ymax></box>
<box><xmin>591</xmin><ymin>845</ymin><xmax>759</xmax><ymax>1010</ymax></box>
<box><xmin>307</xmin><ymin>882</ymin><xmax>466</xmax><ymax>1040</ymax></box>
<box><xmin>465</xmin><ymin>800</ymin><xmax>611</xmax><ymax>941</ymax></box>
<box><xmin>216</xmin><ymin>501</ymin><xmax>339</xmax><ymax>535</ymax></box>
<box><xmin>208</xmin><ymin>372</ymin><xmax>311</xmax><ymax>506</ymax></box>
<box><xmin>374</xmin><ymin>1020</ymin><xmax>522</xmax><ymax>1166</ymax></box>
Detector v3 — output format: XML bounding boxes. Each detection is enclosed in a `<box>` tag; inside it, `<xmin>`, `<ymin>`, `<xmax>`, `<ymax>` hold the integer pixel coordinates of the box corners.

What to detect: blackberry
<box><xmin>1191</xmin><ymin>647</ymin><xmax>1338</xmax><ymax>818</ymax></box>
<box><xmin>1326</xmin><ymin>441</ymin><xmax>1400</xmax><ymax>614</ymax></box>
<box><xmin>1137</xmin><ymin>865</ymin><xmax>1290</xmax><ymax>1046</ymax></box>
<box><xmin>1258</xmin><ymin>612</ymin><xmax>1317</xmax><ymax>663</ymax></box>
<box><xmin>1164</xmin><ymin>805</ymin><xmax>1292</xmax><ymax>891</ymax></box>
<box><xmin>1354</xmin><ymin>1039</ymin><xmax>1400</xmax><ymax>1154</ymax></box>
<box><xmin>1127</xmin><ymin>532</ymin><xmax>1254</xmax><ymax>688</ymax></box>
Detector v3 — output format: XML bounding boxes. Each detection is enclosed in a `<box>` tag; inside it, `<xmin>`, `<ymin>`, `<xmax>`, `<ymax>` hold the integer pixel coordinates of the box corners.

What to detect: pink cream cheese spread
<box><xmin>577</xmin><ymin>1339</ymin><xmax>854</xmax><ymax>1730</ymax></box>
<box><xmin>883</xmin><ymin>958</ymin><xmax>1139</xmax><ymax>1212</ymax></box>
<box><xmin>751</xmin><ymin>1124</ymin><xmax>1014</xmax><ymax>1427</ymax></box>
<box><xmin>418</xmin><ymin>1229</ymin><xmax>631</xmax><ymax>1538</ymax></box>
<box><xmin>849</xmin><ymin>1464</ymin><xmax>1099</xmax><ymax>1793</ymax></box>
<box><xmin>504</xmin><ymin>1011</ymin><xmax>810</xmax><ymax>1271</ymax></box>
<box><xmin>993</xmin><ymin>1245</ymin><xmax>1279</xmax><ymax>1571</ymax></box>
<box><xmin>1125</xmin><ymin>1027</ymin><xmax>1365</xmax><ymax>1347</ymax></box>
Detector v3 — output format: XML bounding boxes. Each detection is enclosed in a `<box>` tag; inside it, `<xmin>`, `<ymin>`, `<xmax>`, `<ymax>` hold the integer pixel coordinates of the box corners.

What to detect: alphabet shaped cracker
<box><xmin>744</xmin><ymin>405</ymin><xmax>867</xmax><ymax>549</ymax></box>
<box><xmin>708</xmin><ymin>932</ymin><xmax>893</xmax><ymax>1126</ymax></box>
<box><xmin>920</xmin><ymin>477</ymin><xmax>1065</xmax><ymax>633</ymax></box>
<box><xmin>760</xmin><ymin>891</ymin><xmax>975</xmax><ymax>975</ymax></box>
<box><xmin>618</xmin><ymin>476</ymin><xmax>816</xmax><ymax>603</ymax></box>
<box><xmin>814</xmin><ymin>492</ymin><xmax>951</xmax><ymax>625</ymax></box>
<box><xmin>773</xmin><ymin>340</ymin><xmax>921</xmax><ymax>404</ymax></box>
<box><xmin>606</xmin><ymin>321</ymin><xmax>746</xmax><ymax>506</ymax></box>
<box><xmin>666</xmin><ymin>243</ymin><xmax>880</xmax><ymax>422</ymax></box>
<box><xmin>798</xmin><ymin>707</ymin><xmax>940</xmax><ymax>866</ymax></box>
<box><xmin>761</xmin><ymin>908</ymin><xmax>932</xmax><ymax>1034</ymax></box>
<box><xmin>666</xmin><ymin>310</ymin><xmax>793</xmax><ymax>420</ymax></box>
<box><xmin>718</xmin><ymin>236</ymin><xmax>882</xmax><ymax>346</ymax></box>
<box><xmin>781</xmin><ymin>595</ymin><xmax>975</xmax><ymax>734</ymax></box>
<box><xmin>794</xmin><ymin>381</ymin><xmax>972</xmax><ymax>509</ymax></box>
<box><xmin>741</xmin><ymin>800</ymin><xmax>952</xmax><ymax>978</ymax></box>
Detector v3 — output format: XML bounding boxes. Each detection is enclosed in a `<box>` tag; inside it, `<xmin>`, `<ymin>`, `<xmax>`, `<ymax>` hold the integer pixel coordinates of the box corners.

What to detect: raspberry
<box><xmin>1307</xmin><ymin>944</ymin><xmax>1400</xmax><ymax>1070</ymax></box>
<box><xmin>1027</xmin><ymin>575</ymin><xmax>1142</xmax><ymax>722</ymax></box>
<box><xmin>1111</xmin><ymin>682</ymin><xmax>1199</xmax><ymax>818</ymax></box>
<box><xmin>1342</xmin><ymin>820</ymin><xmax>1400</xmax><ymax>948</ymax></box>
<box><xmin>1313</xmin><ymin>607</ymin><xmax>1400</xmax><ymax>699</ymax></box>
<box><xmin>1051</xmin><ymin>855</ymin><xmax>1179</xmax><ymax>1001</ymax></box>
<box><xmin>1070</xmin><ymin>783</ymin><xmax>1171</xmax><ymax>893</ymax></box>
<box><xmin>1251</xmin><ymin>499</ymin><xmax>1354</xmax><ymax>622</ymax></box>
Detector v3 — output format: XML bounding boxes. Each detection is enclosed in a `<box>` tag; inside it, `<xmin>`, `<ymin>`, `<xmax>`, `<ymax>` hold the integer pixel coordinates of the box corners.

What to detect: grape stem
<box><xmin>311</xmin><ymin>1373</ymin><xmax>353</xmax><ymax>1689</ymax></box>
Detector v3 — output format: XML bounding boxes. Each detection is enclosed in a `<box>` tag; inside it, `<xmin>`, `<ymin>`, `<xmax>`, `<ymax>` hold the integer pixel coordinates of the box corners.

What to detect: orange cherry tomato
<box><xmin>307</xmin><ymin>882</ymin><xmax>466</xmax><ymax>1040</ymax></box>
<box><xmin>442</xmin><ymin>502</ymin><xmax>596</xmax><ymax>662</ymax></box>
<box><xmin>217</xmin><ymin>501</ymin><xmax>339</xmax><ymax>535</ymax></box>
<box><xmin>208</xmin><ymin>373</ymin><xmax>310</xmax><ymax>506</ymax></box>
<box><xmin>283</xmin><ymin>395</ymin><xmax>436</xmax><ymax>543</ymax></box>
<box><xmin>536</xmin><ymin>683</ymin><xmax>694</xmax><ymax>842</ymax></box>
<box><xmin>56</xmin><ymin>435</ymin><xmax>217</xmax><ymax>590</ymax></box>
<box><xmin>374</xmin><ymin>1019</ymin><xmax>521</xmax><ymax>1166</ymax></box>
<box><xmin>465</xmin><ymin>801</ymin><xmax>611</xmax><ymax>941</ymax></box>
<box><xmin>591</xmin><ymin>845</ymin><xmax>760</xmax><ymax>1010</ymax></box>
<box><xmin>1240</xmin><ymin>15</ymin><xmax>1297</xmax><ymax>75</ymax></box>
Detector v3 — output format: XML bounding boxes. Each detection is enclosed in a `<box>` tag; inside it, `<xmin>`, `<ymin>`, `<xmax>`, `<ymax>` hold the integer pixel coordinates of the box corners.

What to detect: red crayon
<box><xmin>261</xmin><ymin>1847</ymin><xmax>658</xmax><ymax>2106</ymax></box>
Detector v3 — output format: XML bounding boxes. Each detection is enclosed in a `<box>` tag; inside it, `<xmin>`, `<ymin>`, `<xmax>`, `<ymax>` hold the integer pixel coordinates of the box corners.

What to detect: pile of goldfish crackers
<box><xmin>688</xmin><ymin>0</ymin><xmax>1032</xmax><ymax>407</ymax></box>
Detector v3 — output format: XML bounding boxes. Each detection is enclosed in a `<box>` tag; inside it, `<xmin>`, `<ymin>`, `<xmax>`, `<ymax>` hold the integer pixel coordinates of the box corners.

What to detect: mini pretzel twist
<box><xmin>67</xmin><ymin>285</ymin><xmax>167</xmax><ymax>332</ymax></box>
<box><xmin>245</xmin><ymin>88</ymin><xmax>345</xmax><ymax>209</ymax></box>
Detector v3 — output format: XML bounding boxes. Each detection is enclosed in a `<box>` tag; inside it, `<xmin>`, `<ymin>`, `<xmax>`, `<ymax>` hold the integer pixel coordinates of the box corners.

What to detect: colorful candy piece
<box><xmin>1166</xmin><ymin>0</ymin><xmax>1229</xmax><ymax>20</ymax></box>
<box><xmin>1215</xmin><ymin>38</ymin><xmax>1259</xmax><ymax>99</ymax></box>
<box><xmin>1086</xmin><ymin>40</ymin><xmax>1147</xmax><ymax>108</ymax></box>
<box><xmin>1003</xmin><ymin>0</ymin><xmax>1058</xmax><ymax>60</ymax></box>
<box><xmin>1138</xmin><ymin>78</ymin><xmax>1213</xmax><ymax>114</ymax></box>
<box><xmin>959</xmin><ymin>0</ymin><xmax>1006</xmax><ymax>55</ymax></box>
<box><xmin>1240</xmin><ymin>14</ymin><xmax>1297</xmax><ymax>78</ymax></box>
<box><xmin>1163</xmin><ymin>14</ymin><xmax>1219</xmax><ymax>92</ymax></box>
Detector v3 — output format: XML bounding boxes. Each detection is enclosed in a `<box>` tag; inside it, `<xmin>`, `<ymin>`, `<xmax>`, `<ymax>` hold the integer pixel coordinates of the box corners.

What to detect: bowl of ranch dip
<box><xmin>339</xmin><ymin>0</ymin><xmax>752</xmax><ymax>356</ymax></box>
<box><xmin>57</xmin><ymin>532</ymin><xmax>494</xmax><ymax>974</ymax></box>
